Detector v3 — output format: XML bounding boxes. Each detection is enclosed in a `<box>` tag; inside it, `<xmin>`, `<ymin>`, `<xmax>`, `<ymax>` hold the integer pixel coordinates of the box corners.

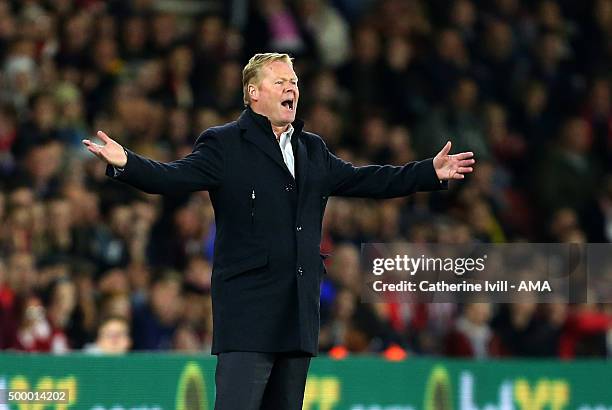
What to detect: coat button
<box><xmin>297</xmin><ymin>267</ymin><xmax>303</xmax><ymax>276</ymax></box>
<box><xmin>296</xmin><ymin>225</ymin><xmax>302</xmax><ymax>231</ymax></box>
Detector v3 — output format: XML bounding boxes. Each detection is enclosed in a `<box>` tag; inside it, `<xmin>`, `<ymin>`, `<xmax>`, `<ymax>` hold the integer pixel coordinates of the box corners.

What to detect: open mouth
<box><xmin>281</xmin><ymin>99</ymin><xmax>294</xmax><ymax>111</ymax></box>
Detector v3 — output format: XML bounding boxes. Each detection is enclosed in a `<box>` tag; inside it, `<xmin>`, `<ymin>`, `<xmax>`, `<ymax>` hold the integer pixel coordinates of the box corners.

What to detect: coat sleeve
<box><xmin>324</xmin><ymin>142</ymin><xmax>447</xmax><ymax>198</ymax></box>
<box><xmin>106</xmin><ymin>129</ymin><xmax>224</xmax><ymax>195</ymax></box>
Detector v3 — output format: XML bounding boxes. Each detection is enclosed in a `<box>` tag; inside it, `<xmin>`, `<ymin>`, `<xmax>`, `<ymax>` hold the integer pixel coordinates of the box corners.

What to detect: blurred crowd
<box><xmin>0</xmin><ymin>0</ymin><xmax>611</xmax><ymax>357</ymax></box>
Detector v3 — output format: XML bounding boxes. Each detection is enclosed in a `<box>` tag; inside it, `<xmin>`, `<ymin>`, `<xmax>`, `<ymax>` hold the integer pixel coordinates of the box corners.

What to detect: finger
<box><xmin>458</xmin><ymin>167</ymin><xmax>473</xmax><ymax>173</ymax></box>
<box><xmin>457</xmin><ymin>159</ymin><xmax>475</xmax><ymax>167</ymax></box>
<box><xmin>83</xmin><ymin>139</ymin><xmax>98</xmax><ymax>148</ymax></box>
<box><xmin>439</xmin><ymin>140</ymin><xmax>452</xmax><ymax>156</ymax></box>
<box><xmin>87</xmin><ymin>141</ymin><xmax>104</xmax><ymax>153</ymax></box>
<box><xmin>453</xmin><ymin>152</ymin><xmax>474</xmax><ymax>160</ymax></box>
<box><xmin>97</xmin><ymin>130</ymin><xmax>112</xmax><ymax>144</ymax></box>
<box><xmin>453</xmin><ymin>173</ymin><xmax>465</xmax><ymax>179</ymax></box>
<box><xmin>86</xmin><ymin>145</ymin><xmax>102</xmax><ymax>156</ymax></box>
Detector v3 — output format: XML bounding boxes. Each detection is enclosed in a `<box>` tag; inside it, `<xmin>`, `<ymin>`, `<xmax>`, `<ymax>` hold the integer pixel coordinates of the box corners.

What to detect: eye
<box><xmin>275</xmin><ymin>80</ymin><xmax>283</xmax><ymax>85</ymax></box>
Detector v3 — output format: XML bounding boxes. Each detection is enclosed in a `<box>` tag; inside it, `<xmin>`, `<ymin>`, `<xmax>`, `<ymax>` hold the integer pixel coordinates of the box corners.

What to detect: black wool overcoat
<box><xmin>107</xmin><ymin>107</ymin><xmax>447</xmax><ymax>355</ymax></box>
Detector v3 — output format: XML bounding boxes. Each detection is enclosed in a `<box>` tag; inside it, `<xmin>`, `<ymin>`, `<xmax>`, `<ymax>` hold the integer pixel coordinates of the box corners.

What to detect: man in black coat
<box><xmin>83</xmin><ymin>53</ymin><xmax>475</xmax><ymax>410</ymax></box>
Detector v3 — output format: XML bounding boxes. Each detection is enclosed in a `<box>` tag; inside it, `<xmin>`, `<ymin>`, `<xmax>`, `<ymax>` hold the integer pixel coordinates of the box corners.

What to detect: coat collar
<box><xmin>238</xmin><ymin>107</ymin><xmax>306</xmax><ymax>182</ymax></box>
<box><xmin>238</xmin><ymin>106</ymin><xmax>304</xmax><ymax>136</ymax></box>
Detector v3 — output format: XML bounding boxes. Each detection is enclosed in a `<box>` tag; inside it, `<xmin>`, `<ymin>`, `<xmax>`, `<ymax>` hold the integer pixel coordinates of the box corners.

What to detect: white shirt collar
<box><xmin>278</xmin><ymin>124</ymin><xmax>294</xmax><ymax>146</ymax></box>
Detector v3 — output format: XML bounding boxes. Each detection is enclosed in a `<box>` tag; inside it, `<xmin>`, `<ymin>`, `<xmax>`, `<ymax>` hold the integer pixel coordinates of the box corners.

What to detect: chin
<box><xmin>282</xmin><ymin>113</ymin><xmax>296</xmax><ymax>123</ymax></box>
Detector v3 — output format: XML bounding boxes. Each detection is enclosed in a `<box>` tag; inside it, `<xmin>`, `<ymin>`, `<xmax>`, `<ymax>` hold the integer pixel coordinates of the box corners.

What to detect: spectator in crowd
<box><xmin>445</xmin><ymin>302</ymin><xmax>503</xmax><ymax>359</ymax></box>
<box><xmin>295</xmin><ymin>0</ymin><xmax>351</xmax><ymax>68</ymax></box>
<box><xmin>493</xmin><ymin>302</ymin><xmax>562</xmax><ymax>356</ymax></box>
<box><xmin>415</xmin><ymin>77</ymin><xmax>488</xmax><ymax>158</ymax></box>
<box><xmin>131</xmin><ymin>271</ymin><xmax>182</xmax><ymax>350</ymax></box>
<box><xmin>536</xmin><ymin>116</ymin><xmax>599</xmax><ymax>216</ymax></box>
<box><xmin>560</xmin><ymin>303</ymin><xmax>612</xmax><ymax>358</ymax></box>
<box><xmin>84</xmin><ymin>315</ymin><xmax>131</xmax><ymax>355</ymax></box>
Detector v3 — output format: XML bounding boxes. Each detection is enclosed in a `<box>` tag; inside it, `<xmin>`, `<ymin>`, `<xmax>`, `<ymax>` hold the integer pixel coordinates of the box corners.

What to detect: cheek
<box><xmin>262</xmin><ymin>90</ymin><xmax>277</xmax><ymax>105</ymax></box>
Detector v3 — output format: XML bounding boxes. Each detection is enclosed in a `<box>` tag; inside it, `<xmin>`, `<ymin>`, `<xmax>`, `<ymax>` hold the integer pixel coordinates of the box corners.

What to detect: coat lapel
<box><xmin>238</xmin><ymin>109</ymin><xmax>294</xmax><ymax>179</ymax></box>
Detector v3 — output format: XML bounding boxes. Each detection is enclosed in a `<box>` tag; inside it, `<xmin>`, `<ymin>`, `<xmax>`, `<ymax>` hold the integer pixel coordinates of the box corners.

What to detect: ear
<box><xmin>248</xmin><ymin>84</ymin><xmax>259</xmax><ymax>102</ymax></box>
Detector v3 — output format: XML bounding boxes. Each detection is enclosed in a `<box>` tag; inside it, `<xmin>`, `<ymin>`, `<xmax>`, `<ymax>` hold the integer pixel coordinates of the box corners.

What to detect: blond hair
<box><xmin>242</xmin><ymin>53</ymin><xmax>293</xmax><ymax>105</ymax></box>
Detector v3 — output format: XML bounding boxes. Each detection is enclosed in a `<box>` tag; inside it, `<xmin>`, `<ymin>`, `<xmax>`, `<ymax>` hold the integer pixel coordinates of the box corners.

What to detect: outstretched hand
<box><xmin>433</xmin><ymin>141</ymin><xmax>475</xmax><ymax>180</ymax></box>
<box><xmin>82</xmin><ymin>131</ymin><xmax>128</xmax><ymax>168</ymax></box>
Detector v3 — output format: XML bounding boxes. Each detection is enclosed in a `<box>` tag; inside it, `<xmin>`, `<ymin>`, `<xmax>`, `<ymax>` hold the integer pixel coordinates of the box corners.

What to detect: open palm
<box><xmin>433</xmin><ymin>141</ymin><xmax>475</xmax><ymax>180</ymax></box>
<box><xmin>82</xmin><ymin>131</ymin><xmax>128</xmax><ymax>167</ymax></box>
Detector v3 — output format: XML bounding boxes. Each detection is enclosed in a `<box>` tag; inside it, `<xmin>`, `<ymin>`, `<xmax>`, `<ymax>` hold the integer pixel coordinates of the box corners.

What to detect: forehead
<box><xmin>261</xmin><ymin>60</ymin><xmax>297</xmax><ymax>79</ymax></box>
<box><xmin>102</xmin><ymin>320</ymin><xmax>128</xmax><ymax>332</ymax></box>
